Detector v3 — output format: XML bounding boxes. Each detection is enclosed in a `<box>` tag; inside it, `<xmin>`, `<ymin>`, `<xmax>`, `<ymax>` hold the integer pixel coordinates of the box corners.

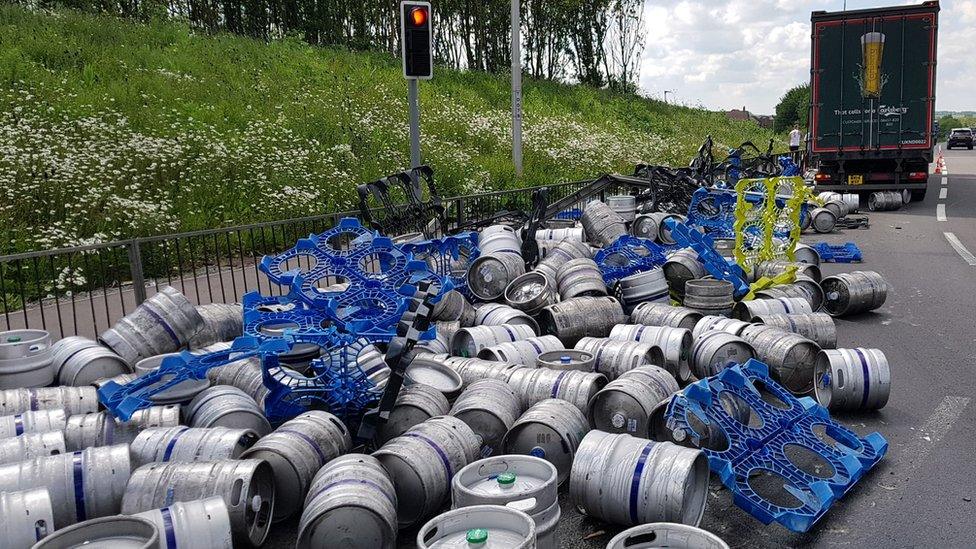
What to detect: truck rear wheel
<box><xmin>911</xmin><ymin>189</ymin><xmax>927</xmax><ymax>202</ymax></box>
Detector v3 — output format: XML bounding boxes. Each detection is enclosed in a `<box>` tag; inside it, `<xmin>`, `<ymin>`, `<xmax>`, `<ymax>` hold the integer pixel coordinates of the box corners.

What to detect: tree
<box><xmin>938</xmin><ymin>115</ymin><xmax>963</xmax><ymax>141</ymax></box>
<box><xmin>773</xmin><ymin>84</ymin><xmax>810</xmax><ymax>133</ymax></box>
<box><xmin>605</xmin><ymin>0</ymin><xmax>644</xmax><ymax>93</ymax></box>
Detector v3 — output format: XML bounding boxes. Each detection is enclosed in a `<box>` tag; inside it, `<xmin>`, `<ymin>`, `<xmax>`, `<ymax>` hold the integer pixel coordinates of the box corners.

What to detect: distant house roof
<box><xmin>727</xmin><ymin>106</ymin><xmax>772</xmax><ymax>127</ymax></box>
<box><xmin>727</xmin><ymin>107</ymin><xmax>752</xmax><ymax>121</ymax></box>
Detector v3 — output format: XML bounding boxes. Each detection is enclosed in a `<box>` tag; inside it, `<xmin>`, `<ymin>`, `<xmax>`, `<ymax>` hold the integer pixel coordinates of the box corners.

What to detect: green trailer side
<box><xmin>809</xmin><ymin>1</ymin><xmax>939</xmax><ymax>200</ymax></box>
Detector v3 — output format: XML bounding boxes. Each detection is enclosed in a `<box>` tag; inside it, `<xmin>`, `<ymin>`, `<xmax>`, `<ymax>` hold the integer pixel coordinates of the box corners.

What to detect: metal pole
<box><xmin>511</xmin><ymin>0</ymin><xmax>523</xmax><ymax>177</ymax></box>
<box><xmin>408</xmin><ymin>78</ymin><xmax>422</xmax><ymax>170</ymax></box>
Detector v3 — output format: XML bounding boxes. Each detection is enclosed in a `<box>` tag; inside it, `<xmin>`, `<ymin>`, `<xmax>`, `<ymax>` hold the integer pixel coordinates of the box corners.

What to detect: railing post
<box><xmin>456</xmin><ymin>198</ymin><xmax>464</xmax><ymax>227</ymax></box>
<box><xmin>126</xmin><ymin>239</ymin><xmax>147</xmax><ymax>305</ymax></box>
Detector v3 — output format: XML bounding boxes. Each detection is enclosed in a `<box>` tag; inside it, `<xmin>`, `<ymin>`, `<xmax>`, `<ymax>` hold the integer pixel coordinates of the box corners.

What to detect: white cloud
<box><xmin>638</xmin><ymin>0</ymin><xmax>974</xmax><ymax>113</ymax></box>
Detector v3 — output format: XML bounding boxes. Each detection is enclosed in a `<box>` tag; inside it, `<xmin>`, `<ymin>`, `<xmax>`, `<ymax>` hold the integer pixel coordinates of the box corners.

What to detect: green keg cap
<box><xmin>6</xmin><ymin>336</ymin><xmax>21</xmax><ymax>343</ymax></box>
<box><xmin>466</xmin><ymin>528</ymin><xmax>489</xmax><ymax>544</ymax></box>
<box><xmin>497</xmin><ymin>472</ymin><xmax>516</xmax><ymax>485</ymax></box>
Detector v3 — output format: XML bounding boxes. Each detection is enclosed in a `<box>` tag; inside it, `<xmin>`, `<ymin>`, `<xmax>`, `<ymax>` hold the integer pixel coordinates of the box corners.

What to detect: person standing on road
<box><xmin>789</xmin><ymin>124</ymin><xmax>802</xmax><ymax>164</ymax></box>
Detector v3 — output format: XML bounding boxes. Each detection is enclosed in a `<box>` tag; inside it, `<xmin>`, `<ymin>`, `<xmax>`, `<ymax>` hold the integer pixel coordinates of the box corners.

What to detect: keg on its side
<box><xmin>814</xmin><ymin>348</ymin><xmax>891</xmax><ymax>411</ymax></box>
<box><xmin>121</xmin><ymin>459</ymin><xmax>275</xmax><ymax>548</ymax></box>
<box><xmin>241</xmin><ymin>411</ymin><xmax>353</xmax><ymax>521</ymax></box>
<box><xmin>0</xmin><ymin>488</ymin><xmax>56</xmax><ymax>547</ymax></box>
<box><xmin>298</xmin><ymin>454</ymin><xmax>397</xmax><ymax>549</ymax></box>
<box><xmin>0</xmin><ymin>444</ymin><xmax>131</xmax><ymax>528</ymax></box>
<box><xmin>569</xmin><ymin>431</ymin><xmax>709</xmax><ymax>526</ymax></box>
<box><xmin>373</xmin><ymin>416</ymin><xmax>481</xmax><ymax>528</ymax></box>
<box><xmin>132</xmin><ymin>496</ymin><xmax>234</xmax><ymax>549</ymax></box>
<box><xmin>502</xmin><ymin>399</ymin><xmax>589</xmax><ymax>485</ymax></box>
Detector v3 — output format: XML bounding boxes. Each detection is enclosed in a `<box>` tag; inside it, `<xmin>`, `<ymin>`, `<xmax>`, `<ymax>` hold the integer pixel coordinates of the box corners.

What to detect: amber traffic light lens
<box><xmin>410</xmin><ymin>7</ymin><xmax>427</xmax><ymax>26</ymax></box>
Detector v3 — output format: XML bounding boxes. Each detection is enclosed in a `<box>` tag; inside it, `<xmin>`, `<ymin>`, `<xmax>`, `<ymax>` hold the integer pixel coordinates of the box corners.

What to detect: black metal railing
<box><xmin>0</xmin><ymin>180</ymin><xmax>595</xmax><ymax>339</ymax></box>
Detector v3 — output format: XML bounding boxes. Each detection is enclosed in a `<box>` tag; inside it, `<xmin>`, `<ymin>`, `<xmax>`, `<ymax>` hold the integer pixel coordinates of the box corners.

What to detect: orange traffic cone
<box><xmin>935</xmin><ymin>151</ymin><xmax>944</xmax><ymax>174</ymax></box>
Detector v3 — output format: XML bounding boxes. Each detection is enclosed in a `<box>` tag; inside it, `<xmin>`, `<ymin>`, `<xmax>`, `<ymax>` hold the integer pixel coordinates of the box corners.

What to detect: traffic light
<box><xmin>400</xmin><ymin>1</ymin><xmax>433</xmax><ymax>79</ymax></box>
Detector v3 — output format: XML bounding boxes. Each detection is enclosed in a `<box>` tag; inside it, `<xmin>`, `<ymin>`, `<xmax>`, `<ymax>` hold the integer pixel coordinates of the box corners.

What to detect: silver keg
<box><xmin>533</xmin><ymin>239</ymin><xmax>593</xmax><ymax>283</ymax></box>
<box><xmin>121</xmin><ymin>459</ymin><xmax>275</xmax><ymax>547</ymax></box>
<box><xmin>607</xmin><ymin>523</ymin><xmax>730</xmax><ymax>549</ymax></box>
<box><xmin>32</xmin><ymin>515</ymin><xmax>160</xmax><ymax>549</ymax></box>
<box><xmin>536</xmin><ymin>350</ymin><xmax>595</xmax><ymax>372</ymax></box>
<box><xmin>556</xmin><ymin>258</ymin><xmax>608</xmax><ymax>300</ymax></box>
<box><xmin>809</xmin><ymin>207</ymin><xmax>836</xmax><ymax>233</ymax></box>
<box><xmin>374</xmin><ymin>383</ymin><xmax>451</xmax><ymax>445</ymax></box>
<box><xmin>478</xmin><ymin>336</ymin><xmax>563</xmax><ymax>366</ymax></box>
<box><xmin>373</xmin><ymin>416</ymin><xmax>481</xmax><ymax>528</ymax></box>
<box><xmin>732</xmin><ymin>297</ymin><xmax>813</xmax><ymax>321</ymax></box>
<box><xmin>184</xmin><ymin>385</ymin><xmax>272</xmax><ymax>436</ymax></box>
<box><xmin>241</xmin><ymin>411</ymin><xmax>352</xmax><ymax>521</ymax></box>
<box><xmin>51</xmin><ymin>336</ymin><xmax>131</xmax><ymax>387</ymax></box>
<box><xmin>99</xmin><ymin>286</ymin><xmax>205</xmax><ymax>367</ymax></box>
<box><xmin>405</xmin><ymin>354</ymin><xmax>465</xmax><ymax>399</ymax></box>
<box><xmin>452</xmin><ymin>455</ymin><xmax>559</xmax><ymax>549</ymax></box>
<box><xmin>475</xmin><ymin>303</ymin><xmax>540</xmax><ymax>333</ymax></box>
<box><xmin>190</xmin><ymin>302</ymin><xmax>244</xmax><ymax>349</ymax></box>
<box><xmin>753</xmin><ymin>260</ymin><xmax>822</xmax><ymax>283</ymax></box>
<box><xmin>631</xmin><ymin>303</ymin><xmax>702</xmax><ymax>331</ymax></box>
<box><xmin>452</xmin><ymin>324</ymin><xmax>537</xmax><ymax>358</ymax></box>
<box><xmin>502</xmin><ymin>398</ymin><xmax>589</xmax><ymax>485</ymax></box>
<box><xmin>608</xmin><ymin>195</ymin><xmax>638</xmax><ymax>223</ymax></box>
<box><xmin>538</xmin><ymin>296</ymin><xmax>627</xmax><ymax>347</ymax></box>
<box><xmin>690</xmin><ymin>331</ymin><xmax>755</xmax><ymax>379</ymax></box>
<box><xmin>691</xmin><ymin>315</ymin><xmax>751</xmax><ymax>339</ymax></box>
<box><xmin>132</xmin><ymin>496</ymin><xmax>234</xmax><ymax>549</ymax></box>
<box><xmin>298</xmin><ymin>454</ymin><xmax>397</xmax><ymax>549</ymax></box>
<box><xmin>575</xmin><ymin>337</ymin><xmax>663</xmax><ymax>380</ymax></box>
<box><xmin>0</xmin><ymin>444</ymin><xmax>131</xmax><ymax>528</ymax></box>
<box><xmin>506</xmin><ymin>367</ymin><xmax>607</xmax><ymax>413</ymax></box>
<box><xmin>468</xmin><ymin>252</ymin><xmax>526</xmax><ymax>301</ymax></box>
<box><xmin>0</xmin><ymin>430</ymin><xmax>66</xmax><ymax>465</ymax></box>
<box><xmin>608</xmin><ymin>324</ymin><xmax>692</xmax><ymax>382</ymax></box>
<box><xmin>587</xmin><ymin>366</ymin><xmax>680</xmax><ymax>437</ymax></box>
<box><xmin>0</xmin><ymin>330</ymin><xmax>55</xmax><ymax>389</ymax></box>
<box><xmin>0</xmin><ymin>409</ymin><xmax>67</xmax><ymax>438</ymax></box>
<box><xmin>416</xmin><ymin>504</ymin><xmax>537</xmax><ymax>549</ymax></box>
<box><xmin>504</xmin><ymin>272</ymin><xmax>557</xmax><ymax>316</ymax></box>
<box><xmin>582</xmin><ymin>201</ymin><xmax>628</xmax><ymax>247</ymax></box>
<box><xmin>814</xmin><ymin>348</ymin><xmax>891</xmax><ymax>410</ymax></box>
<box><xmin>450</xmin><ymin>379</ymin><xmax>523</xmax><ymax>457</ymax></box>
<box><xmin>0</xmin><ymin>488</ymin><xmax>56</xmax><ymax>547</ymax></box>
<box><xmin>820</xmin><ymin>270</ymin><xmax>887</xmax><ymax>316</ymax></box>
<box><xmin>663</xmin><ymin>249</ymin><xmax>706</xmax><ymax>298</ymax></box>
<box><xmin>618</xmin><ymin>267</ymin><xmax>669</xmax><ymax>313</ymax></box>
<box><xmin>753</xmin><ymin>312</ymin><xmax>837</xmax><ymax>349</ymax></box>
<box><xmin>739</xmin><ymin>324</ymin><xmax>820</xmax><ymax>394</ymax></box>
<box><xmin>64</xmin><ymin>405</ymin><xmax>182</xmax><ymax>450</ymax></box>
<box><xmin>130</xmin><ymin>426</ymin><xmax>259</xmax><ymax>467</ymax></box>
<box><xmin>683</xmin><ymin>279</ymin><xmax>734</xmax><ymax>317</ymax></box>
<box><xmin>569</xmin><ymin>431</ymin><xmax>709</xmax><ymax>526</ymax></box>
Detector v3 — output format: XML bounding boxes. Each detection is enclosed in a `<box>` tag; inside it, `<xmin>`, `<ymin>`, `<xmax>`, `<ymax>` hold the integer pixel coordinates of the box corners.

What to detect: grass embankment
<box><xmin>0</xmin><ymin>5</ymin><xmax>778</xmax><ymax>253</ymax></box>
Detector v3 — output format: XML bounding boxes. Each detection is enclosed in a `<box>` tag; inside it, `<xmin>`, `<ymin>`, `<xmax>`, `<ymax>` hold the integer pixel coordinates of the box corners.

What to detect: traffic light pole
<box><xmin>408</xmin><ymin>78</ymin><xmax>422</xmax><ymax>171</ymax></box>
<box><xmin>511</xmin><ymin>0</ymin><xmax>523</xmax><ymax>177</ymax></box>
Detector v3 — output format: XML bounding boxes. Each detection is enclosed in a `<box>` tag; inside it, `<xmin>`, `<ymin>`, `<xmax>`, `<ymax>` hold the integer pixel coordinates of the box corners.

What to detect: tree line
<box><xmin>28</xmin><ymin>0</ymin><xmax>646</xmax><ymax>90</ymax></box>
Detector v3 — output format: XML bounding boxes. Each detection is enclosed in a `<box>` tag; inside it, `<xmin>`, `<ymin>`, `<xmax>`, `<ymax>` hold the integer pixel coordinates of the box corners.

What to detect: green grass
<box><xmin>0</xmin><ymin>5</ymin><xmax>779</xmax><ymax>253</ymax></box>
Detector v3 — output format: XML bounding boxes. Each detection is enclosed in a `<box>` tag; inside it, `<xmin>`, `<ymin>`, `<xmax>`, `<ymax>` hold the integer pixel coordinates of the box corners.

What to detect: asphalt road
<box><xmin>268</xmin><ymin>146</ymin><xmax>976</xmax><ymax>548</ymax></box>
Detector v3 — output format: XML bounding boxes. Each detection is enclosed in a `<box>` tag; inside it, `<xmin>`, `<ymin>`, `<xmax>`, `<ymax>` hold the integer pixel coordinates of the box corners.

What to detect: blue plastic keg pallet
<box><xmin>593</xmin><ymin>235</ymin><xmax>668</xmax><ymax>286</ymax></box>
<box><xmin>663</xmin><ymin>359</ymin><xmax>887</xmax><ymax>532</ymax></box>
<box><xmin>811</xmin><ymin>242</ymin><xmax>862</xmax><ymax>263</ymax></box>
<box><xmin>664</xmin><ymin>219</ymin><xmax>750</xmax><ymax>298</ymax></box>
<box><xmin>686</xmin><ymin>188</ymin><xmax>737</xmax><ymax>238</ymax></box>
<box><xmin>400</xmin><ymin>232</ymin><xmax>480</xmax><ymax>300</ymax></box>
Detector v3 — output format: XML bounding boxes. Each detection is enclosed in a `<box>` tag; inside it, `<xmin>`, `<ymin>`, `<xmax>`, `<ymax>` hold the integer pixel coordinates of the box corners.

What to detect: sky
<box><xmin>638</xmin><ymin>0</ymin><xmax>974</xmax><ymax>114</ymax></box>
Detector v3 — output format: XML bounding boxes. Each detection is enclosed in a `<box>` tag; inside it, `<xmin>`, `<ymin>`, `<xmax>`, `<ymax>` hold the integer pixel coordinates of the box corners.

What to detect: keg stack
<box><xmin>0</xmin><ymin>196</ymin><xmax>901</xmax><ymax>548</ymax></box>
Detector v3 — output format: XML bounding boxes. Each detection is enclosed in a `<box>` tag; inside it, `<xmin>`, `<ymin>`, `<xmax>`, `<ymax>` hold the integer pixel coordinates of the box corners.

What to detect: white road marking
<box><xmin>903</xmin><ymin>396</ymin><xmax>970</xmax><ymax>463</ymax></box>
<box><xmin>944</xmin><ymin>232</ymin><xmax>976</xmax><ymax>266</ymax></box>
<box><xmin>939</xmin><ymin>187</ymin><xmax>947</xmax><ymax>199</ymax></box>
<box><xmin>941</xmin><ymin>176</ymin><xmax>948</xmax><ymax>186</ymax></box>
<box><xmin>936</xmin><ymin>204</ymin><xmax>947</xmax><ymax>221</ymax></box>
